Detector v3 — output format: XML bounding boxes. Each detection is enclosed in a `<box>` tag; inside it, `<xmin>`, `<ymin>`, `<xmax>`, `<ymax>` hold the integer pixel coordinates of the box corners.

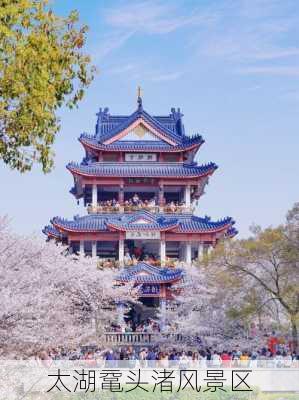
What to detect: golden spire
<box><xmin>137</xmin><ymin>86</ymin><xmax>143</xmax><ymax>110</ymax></box>
<box><xmin>137</xmin><ymin>86</ymin><xmax>142</xmax><ymax>98</ymax></box>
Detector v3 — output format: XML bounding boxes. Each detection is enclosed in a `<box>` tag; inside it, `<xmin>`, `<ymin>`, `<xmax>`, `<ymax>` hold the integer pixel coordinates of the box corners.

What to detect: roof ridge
<box><xmin>99</xmin><ymin>107</ymin><xmax>183</xmax><ymax>144</ymax></box>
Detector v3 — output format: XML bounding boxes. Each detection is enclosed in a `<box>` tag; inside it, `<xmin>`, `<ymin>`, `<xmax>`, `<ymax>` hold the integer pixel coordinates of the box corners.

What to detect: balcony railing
<box><xmin>124</xmin><ymin>205</ymin><xmax>160</xmax><ymax>213</ymax></box>
<box><xmin>87</xmin><ymin>204</ymin><xmax>194</xmax><ymax>214</ymax></box>
<box><xmin>87</xmin><ymin>205</ymin><xmax>121</xmax><ymax>214</ymax></box>
<box><xmin>163</xmin><ymin>205</ymin><xmax>194</xmax><ymax>214</ymax></box>
<box><xmin>97</xmin><ymin>259</ymin><xmax>182</xmax><ymax>268</ymax></box>
<box><xmin>104</xmin><ymin>328</ymin><xmax>217</xmax><ymax>345</ymax></box>
<box><xmin>105</xmin><ymin>332</ymin><xmax>184</xmax><ymax>345</ymax></box>
<box><xmin>123</xmin><ymin>259</ymin><xmax>181</xmax><ymax>268</ymax></box>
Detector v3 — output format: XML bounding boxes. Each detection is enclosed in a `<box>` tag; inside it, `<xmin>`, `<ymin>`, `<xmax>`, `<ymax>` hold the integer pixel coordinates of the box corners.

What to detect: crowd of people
<box><xmin>124</xmin><ymin>250</ymin><xmax>162</xmax><ymax>266</ymax></box>
<box><xmin>164</xmin><ymin>201</ymin><xmax>190</xmax><ymax>213</ymax></box>
<box><xmin>87</xmin><ymin>199</ymin><xmax>121</xmax><ymax>213</ymax></box>
<box><xmin>124</xmin><ymin>194</ymin><xmax>158</xmax><ymax>212</ymax></box>
<box><xmin>87</xmin><ymin>194</ymin><xmax>190</xmax><ymax>214</ymax></box>
<box><xmin>96</xmin><ymin>250</ymin><xmax>178</xmax><ymax>268</ymax></box>
<box><xmin>38</xmin><ymin>345</ymin><xmax>299</xmax><ymax>368</ymax></box>
<box><xmin>111</xmin><ymin>319</ymin><xmax>161</xmax><ymax>334</ymax></box>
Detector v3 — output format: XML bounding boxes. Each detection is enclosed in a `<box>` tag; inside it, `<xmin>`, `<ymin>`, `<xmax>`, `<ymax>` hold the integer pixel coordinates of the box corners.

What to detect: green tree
<box><xmin>210</xmin><ymin>211</ymin><xmax>299</xmax><ymax>351</ymax></box>
<box><xmin>0</xmin><ymin>0</ymin><xmax>95</xmax><ymax>172</ymax></box>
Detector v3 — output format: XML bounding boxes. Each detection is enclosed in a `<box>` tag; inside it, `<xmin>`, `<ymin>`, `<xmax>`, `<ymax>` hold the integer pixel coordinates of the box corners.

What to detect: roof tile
<box><xmin>67</xmin><ymin>161</ymin><xmax>217</xmax><ymax>178</ymax></box>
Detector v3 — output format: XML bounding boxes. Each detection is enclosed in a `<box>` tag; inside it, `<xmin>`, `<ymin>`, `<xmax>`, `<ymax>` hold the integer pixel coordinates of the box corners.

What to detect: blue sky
<box><xmin>1</xmin><ymin>0</ymin><xmax>299</xmax><ymax>238</ymax></box>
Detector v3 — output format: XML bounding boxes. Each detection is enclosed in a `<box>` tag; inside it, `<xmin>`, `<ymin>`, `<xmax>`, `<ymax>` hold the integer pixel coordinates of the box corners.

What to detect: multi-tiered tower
<box><xmin>44</xmin><ymin>95</ymin><xmax>236</xmax><ymax>310</ymax></box>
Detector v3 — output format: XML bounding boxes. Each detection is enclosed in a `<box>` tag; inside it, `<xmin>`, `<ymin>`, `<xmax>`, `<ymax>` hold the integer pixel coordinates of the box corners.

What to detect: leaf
<box><xmin>0</xmin><ymin>0</ymin><xmax>95</xmax><ymax>172</ymax></box>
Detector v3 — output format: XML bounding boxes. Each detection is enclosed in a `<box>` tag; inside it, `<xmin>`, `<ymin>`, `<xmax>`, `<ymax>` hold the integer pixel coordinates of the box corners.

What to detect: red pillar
<box><xmin>158</xmin><ymin>184</ymin><xmax>164</xmax><ymax>207</ymax></box>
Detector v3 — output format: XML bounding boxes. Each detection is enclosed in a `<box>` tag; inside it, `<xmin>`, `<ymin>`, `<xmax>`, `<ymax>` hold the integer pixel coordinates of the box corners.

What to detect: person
<box><xmin>103</xmin><ymin>259</ymin><xmax>113</xmax><ymax>268</ymax></box>
<box><xmin>211</xmin><ymin>351</ymin><xmax>221</xmax><ymax>367</ymax></box>
<box><xmin>268</xmin><ymin>332</ymin><xmax>278</xmax><ymax>355</ymax></box>
<box><xmin>206</xmin><ymin>347</ymin><xmax>212</xmax><ymax>362</ymax></box>
<box><xmin>139</xmin><ymin>348</ymin><xmax>148</xmax><ymax>368</ymax></box>
<box><xmin>250</xmin><ymin>351</ymin><xmax>258</xmax><ymax>368</ymax></box>
<box><xmin>148</xmin><ymin>254</ymin><xmax>156</xmax><ymax>264</ymax></box>
<box><xmin>170</xmin><ymin>201</ymin><xmax>176</xmax><ymax>212</ymax></box>
<box><xmin>199</xmin><ymin>351</ymin><xmax>207</xmax><ymax>369</ymax></box>
<box><xmin>191</xmin><ymin>352</ymin><xmax>199</xmax><ymax>368</ymax></box>
<box><xmin>85</xmin><ymin>351</ymin><xmax>97</xmax><ymax>367</ymax></box>
<box><xmin>158</xmin><ymin>352</ymin><xmax>169</xmax><ymax>368</ymax></box>
<box><xmin>240</xmin><ymin>351</ymin><xmax>249</xmax><ymax>367</ymax></box>
<box><xmin>149</xmin><ymin>198</ymin><xmax>156</xmax><ymax>208</ymax></box>
<box><xmin>221</xmin><ymin>350</ymin><xmax>231</xmax><ymax>367</ymax></box>
<box><xmin>132</xmin><ymin>193</ymin><xmax>139</xmax><ymax>205</ymax></box>
<box><xmin>146</xmin><ymin>347</ymin><xmax>157</xmax><ymax>367</ymax></box>
<box><xmin>124</xmin><ymin>251</ymin><xmax>132</xmax><ymax>266</ymax></box>
<box><xmin>95</xmin><ymin>349</ymin><xmax>105</xmax><ymax>367</ymax></box>
<box><xmin>143</xmin><ymin>319</ymin><xmax>151</xmax><ymax>333</ymax></box>
<box><xmin>127</xmin><ymin>347</ymin><xmax>138</xmax><ymax>368</ymax></box>
<box><xmin>179</xmin><ymin>351</ymin><xmax>189</xmax><ymax>369</ymax></box>
<box><xmin>283</xmin><ymin>351</ymin><xmax>293</xmax><ymax>367</ymax></box>
<box><xmin>134</xmin><ymin>245</ymin><xmax>143</xmax><ymax>260</ymax></box>
<box><xmin>132</xmin><ymin>255</ymin><xmax>138</xmax><ymax>265</ymax></box>
<box><xmin>274</xmin><ymin>351</ymin><xmax>284</xmax><ymax>368</ymax></box>
<box><xmin>169</xmin><ymin>349</ymin><xmax>179</xmax><ymax>368</ymax></box>
<box><xmin>136</xmin><ymin>323</ymin><xmax>144</xmax><ymax>333</ymax></box>
<box><xmin>37</xmin><ymin>350</ymin><xmax>52</xmax><ymax>367</ymax></box>
<box><xmin>105</xmin><ymin>349</ymin><xmax>116</xmax><ymax>367</ymax></box>
<box><xmin>125</xmin><ymin>322</ymin><xmax>133</xmax><ymax>333</ymax></box>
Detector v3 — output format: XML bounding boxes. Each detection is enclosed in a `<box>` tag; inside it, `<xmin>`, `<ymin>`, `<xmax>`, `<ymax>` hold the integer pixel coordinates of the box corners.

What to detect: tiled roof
<box><xmin>107</xmin><ymin>211</ymin><xmax>179</xmax><ymax>231</ymax></box>
<box><xmin>116</xmin><ymin>262</ymin><xmax>184</xmax><ymax>284</ymax></box>
<box><xmin>96</xmin><ymin>102</ymin><xmax>185</xmax><ymax>144</ymax></box>
<box><xmin>51</xmin><ymin>215</ymin><xmax>108</xmax><ymax>232</ymax></box>
<box><xmin>80</xmin><ymin>133</ymin><xmax>204</xmax><ymax>152</ymax></box>
<box><xmin>174</xmin><ymin>215</ymin><xmax>234</xmax><ymax>233</ymax></box>
<box><xmin>42</xmin><ymin>225</ymin><xmax>65</xmax><ymax>239</ymax></box>
<box><xmin>67</xmin><ymin>161</ymin><xmax>217</xmax><ymax>178</ymax></box>
<box><xmin>226</xmin><ymin>227</ymin><xmax>239</xmax><ymax>237</ymax></box>
<box><xmin>48</xmin><ymin>212</ymin><xmax>235</xmax><ymax>234</ymax></box>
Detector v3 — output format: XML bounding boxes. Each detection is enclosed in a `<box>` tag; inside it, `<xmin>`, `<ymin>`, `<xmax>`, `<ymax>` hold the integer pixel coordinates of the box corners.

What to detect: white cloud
<box><xmin>191</xmin><ymin>0</ymin><xmax>299</xmax><ymax>80</ymax></box>
<box><xmin>201</xmin><ymin>36</ymin><xmax>299</xmax><ymax>63</ymax></box>
<box><xmin>252</xmin><ymin>48</ymin><xmax>299</xmax><ymax>60</ymax></box>
<box><xmin>90</xmin><ymin>31</ymin><xmax>135</xmax><ymax>63</ymax></box>
<box><xmin>238</xmin><ymin>66</ymin><xmax>299</xmax><ymax>76</ymax></box>
<box><xmin>108</xmin><ymin>63</ymin><xmax>136</xmax><ymax>75</ymax></box>
<box><xmin>93</xmin><ymin>0</ymin><xmax>299</xmax><ymax>81</ymax></box>
<box><xmin>150</xmin><ymin>72</ymin><xmax>183</xmax><ymax>82</ymax></box>
<box><xmin>104</xmin><ymin>1</ymin><xmax>213</xmax><ymax>35</ymax></box>
<box><xmin>91</xmin><ymin>1</ymin><xmax>214</xmax><ymax>67</ymax></box>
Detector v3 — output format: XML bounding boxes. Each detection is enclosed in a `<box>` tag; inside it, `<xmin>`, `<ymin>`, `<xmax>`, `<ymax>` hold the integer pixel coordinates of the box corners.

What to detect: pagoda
<box><xmin>43</xmin><ymin>94</ymin><xmax>237</xmax><ymax>314</ymax></box>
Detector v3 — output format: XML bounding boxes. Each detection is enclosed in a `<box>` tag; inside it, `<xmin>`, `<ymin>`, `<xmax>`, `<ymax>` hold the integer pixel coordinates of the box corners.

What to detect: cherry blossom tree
<box><xmin>210</xmin><ymin>221</ymin><xmax>299</xmax><ymax>351</ymax></box>
<box><xmin>157</xmin><ymin>263</ymin><xmax>269</xmax><ymax>350</ymax></box>
<box><xmin>0</xmin><ymin>216</ymin><xmax>134</xmax><ymax>357</ymax></box>
<box><xmin>155</xmin><ymin>266</ymin><xmax>229</xmax><ymax>347</ymax></box>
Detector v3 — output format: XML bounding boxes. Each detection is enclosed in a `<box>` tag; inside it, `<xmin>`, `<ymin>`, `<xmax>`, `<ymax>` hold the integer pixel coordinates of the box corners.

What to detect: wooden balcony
<box><xmin>87</xmin><ymin>205</ymin><xmax>122</xmax><ymax>214</ymax></box>
<box><xmin>87</xmin><ymin>204</ymin><xmax>194</xmax><ymax>214</ymax></box>
<box><xmin>104</xmin><ymin>332</ymin><xmax>184</xmax><ymax>345</ymax></box>
<box><xmin>163</xmin><ymin>205</ymin><xmax>194</xmax><ymax>214</ymax></box>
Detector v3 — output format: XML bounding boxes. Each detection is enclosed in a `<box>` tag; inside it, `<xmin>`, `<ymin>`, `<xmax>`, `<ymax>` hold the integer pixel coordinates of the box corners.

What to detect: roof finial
<box><xmin>137</xmin><ymin>85</ymin><xmax>142</xmax><ymax>99</ymax></box>
<box><xmin>137</xmin><ymin>85</ymin><xmax>143</xmax><ymax>111</ymax></box>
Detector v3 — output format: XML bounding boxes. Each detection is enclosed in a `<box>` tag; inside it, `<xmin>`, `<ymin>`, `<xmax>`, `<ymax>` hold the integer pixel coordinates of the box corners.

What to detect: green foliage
<box><xmin>48</xmin><ymin>387</ymin><xmax>260</xmax><ymax>400</ymax></box>
<box><xmin>26</xmin><ymin>390</ymin><xmax>299</xmax><ymax>400</ymax></box>
<box><xmin>209</xmin><ymin>203</ymin><xmax>299</xmax><ymax>350</ymax></box>
<box><xmin>0</xmin><ymin>0</ymin><xmax>95</xmax><ymax>172</ymax></box>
